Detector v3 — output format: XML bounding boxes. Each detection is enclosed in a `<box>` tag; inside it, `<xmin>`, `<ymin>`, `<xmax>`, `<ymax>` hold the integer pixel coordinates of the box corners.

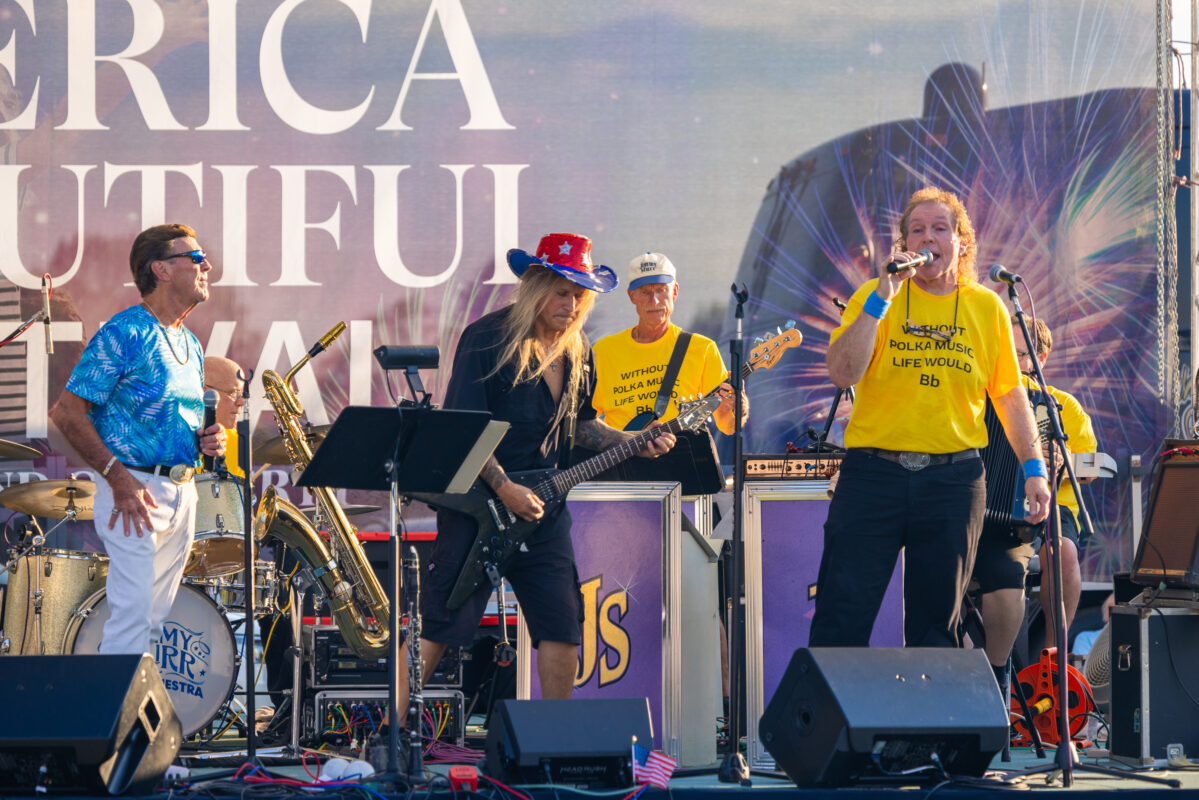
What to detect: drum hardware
<box><xmin>0</xmin><ymin>477</ymin><xmax>95</xmax><ymax>521</ymax></box>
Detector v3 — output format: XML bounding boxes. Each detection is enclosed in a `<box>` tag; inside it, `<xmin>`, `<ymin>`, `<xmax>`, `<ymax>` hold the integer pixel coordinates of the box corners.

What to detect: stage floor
<box><xmin>7</xmin><ymin>738</ymin><xmax>1197</xmax><ymax>799</ymax></box>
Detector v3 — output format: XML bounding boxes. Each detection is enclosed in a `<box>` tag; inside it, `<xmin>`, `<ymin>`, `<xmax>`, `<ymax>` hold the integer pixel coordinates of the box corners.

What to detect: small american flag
<box><xmin>632</xmin><ymin>741</ymin><xmax>677</xmax><ymax>788</ymax></box>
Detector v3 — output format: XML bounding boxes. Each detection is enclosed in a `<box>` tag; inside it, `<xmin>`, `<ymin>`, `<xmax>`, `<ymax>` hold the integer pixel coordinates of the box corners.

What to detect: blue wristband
<box><xmin>1022</xmin><ymin>458</ymin><xmax>1048</xmax><ymax>480</ymax></box>
<box><xmin>862</xmin><ymin>290</ymin><xmax>890</xmax><ymax>320</ymax></box>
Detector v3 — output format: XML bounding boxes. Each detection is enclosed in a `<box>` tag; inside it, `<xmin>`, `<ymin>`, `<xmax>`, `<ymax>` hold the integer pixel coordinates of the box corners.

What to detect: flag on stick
<box><xmin>632</xmin><ymin>741</ymin><xmax>677</xmax><ymax>788</ymax></box>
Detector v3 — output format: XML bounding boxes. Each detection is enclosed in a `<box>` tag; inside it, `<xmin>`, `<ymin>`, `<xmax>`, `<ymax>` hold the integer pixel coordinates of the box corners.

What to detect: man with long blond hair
<box><xmin>810</xmin><ymin>188</ymin><xmax>1050</xmax><ymax>659</ymax></box>
<box><xmin>414</xmin><ymin>232</ymin><xmax>674</xmax><ymax>698</ymax></box>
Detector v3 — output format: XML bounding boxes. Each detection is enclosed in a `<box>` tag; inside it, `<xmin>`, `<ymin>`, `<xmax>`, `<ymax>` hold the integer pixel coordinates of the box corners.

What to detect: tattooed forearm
<box><xmin>576</xmin><ymin>419</ymin><xmax>630</xmax><ymax>452</ymax></box>
<box><xmin>479</xmin><ymin>455</ymin><xmax>510</xmax><ymax>492</ymax></box>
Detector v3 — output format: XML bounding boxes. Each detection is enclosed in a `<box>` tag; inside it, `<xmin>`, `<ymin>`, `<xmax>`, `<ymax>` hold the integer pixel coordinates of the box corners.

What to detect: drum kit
<box><xmin>0</xmin><ymin>438</ymin><xmax>282</xmax><ymax>737</ymax></box>
<box><xmin>0</xmin><ymin>432</ymin><xmax>380</xmax><ymax>737</ymax></box>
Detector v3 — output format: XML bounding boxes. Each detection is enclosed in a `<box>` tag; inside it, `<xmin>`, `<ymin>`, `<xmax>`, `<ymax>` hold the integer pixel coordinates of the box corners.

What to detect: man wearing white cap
<box><xmin>592</xmin><ymin>252</ymin><xmax>745</xmax><ymax>435</ymax></box>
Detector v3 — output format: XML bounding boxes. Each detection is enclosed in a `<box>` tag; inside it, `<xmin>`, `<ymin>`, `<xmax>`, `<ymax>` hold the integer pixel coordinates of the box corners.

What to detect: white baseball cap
<box><xmin>627</xmin><ymin>252</ymin><xmax>676</xmax><ymax>290</ymax></box>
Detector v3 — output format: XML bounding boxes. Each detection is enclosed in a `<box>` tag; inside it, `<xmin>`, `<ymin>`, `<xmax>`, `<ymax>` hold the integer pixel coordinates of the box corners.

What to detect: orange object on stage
<box><xmin>1011</xmin><ymin>647</ymin><xmax>1095</xmax><ymax>746</ymax></box>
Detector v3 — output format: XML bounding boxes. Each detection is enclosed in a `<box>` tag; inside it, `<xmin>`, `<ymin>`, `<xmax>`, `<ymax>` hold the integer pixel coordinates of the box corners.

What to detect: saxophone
<box><xmin>252</xmin><ymin>322</ymin><xmax>392</xmax><ymax>659</ymax></box>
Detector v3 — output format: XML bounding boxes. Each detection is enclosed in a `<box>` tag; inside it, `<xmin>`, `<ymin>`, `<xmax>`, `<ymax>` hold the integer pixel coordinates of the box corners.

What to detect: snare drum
<box><xmin>65</xmin><ymin>583</ymin><xmax>238</xmax><ymax>737</ymax></box>
<box><xmin>186</xmin><ymin>560</ymin><xmax>279</xmax><ymax>617</ymax></box>
<box><xmin>1</xmin><ymin>549</ymin><xmax>108</xmax><ymax>655</ymax></box>
<box><xmin>185</xmin><ymin>474</ymin><xmax>250</xmax><ymax>578</ymax></box>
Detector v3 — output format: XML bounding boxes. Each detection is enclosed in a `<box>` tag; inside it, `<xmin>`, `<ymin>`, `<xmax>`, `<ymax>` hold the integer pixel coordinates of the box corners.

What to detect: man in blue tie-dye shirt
<box><xmin>51</xmin><ymin>223</ymin><xmax>226</xmax><ymax>656</ymax></box>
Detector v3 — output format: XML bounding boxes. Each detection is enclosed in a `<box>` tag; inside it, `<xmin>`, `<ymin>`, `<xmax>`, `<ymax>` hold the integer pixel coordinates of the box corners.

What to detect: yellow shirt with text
<box><xmin>593</xmin><ymin>324</ymin><xmax>730</xmax><ymax>432</ymax></box>
<box><xmin>832</xmin><ymin>279</ymin><xmax>1022</xmax><ymax>453</ymax></box>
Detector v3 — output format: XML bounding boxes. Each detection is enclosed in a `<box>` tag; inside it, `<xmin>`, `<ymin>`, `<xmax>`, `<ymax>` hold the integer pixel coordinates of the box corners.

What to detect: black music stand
<box><xmin>297</xmin><ymin>405</ymin><xmax>507</xmax><ymax>781</ymax></box>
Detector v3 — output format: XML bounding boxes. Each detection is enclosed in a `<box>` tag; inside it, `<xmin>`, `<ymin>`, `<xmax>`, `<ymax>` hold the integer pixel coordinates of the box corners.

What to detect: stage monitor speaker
<box><xmin>484</xmin><ymin>698</ymin><xmax>652</xmax><ymax>788</ymax></box>
<box><xmin>759</xmin><ymin>648</ymin><xmax>1007</xmax><ymax>786</ymax></box>
<box><xmin>0</xmin><ymin>654</ymin><xmax>182</xmax><ymax>795</ymax></box>
<box><xmin>1132</xmin><ymin>443</ymin><xmax>1199</xmax><ymax>590</ymax></box>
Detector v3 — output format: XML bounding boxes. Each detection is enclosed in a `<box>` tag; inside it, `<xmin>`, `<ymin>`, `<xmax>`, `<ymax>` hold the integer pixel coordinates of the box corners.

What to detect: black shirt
<box><xmin>443</xmin><ymin>307</ymin><xmax>597</xmax><ymax>473</ymax></box>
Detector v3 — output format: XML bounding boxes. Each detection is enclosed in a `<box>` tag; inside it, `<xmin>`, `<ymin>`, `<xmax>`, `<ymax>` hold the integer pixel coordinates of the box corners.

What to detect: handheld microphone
<box><xmin>202</xmin><ymin>389</ymin><xmax>218</xmax><ymax>472</ymax></box>
<box><xmin>886</xmin><ymin>249</ymin><xmax>934</xmax><ymax>274</ymax></box>
<box><xmin>989</xmin><ymin>264</ymin><xmax>1023</xmax><ymax>285</ymax></box>
<box><xmin>41</xmin><ymin>276</ymin><xmax>52</xmax><ymax>355</ymax></box>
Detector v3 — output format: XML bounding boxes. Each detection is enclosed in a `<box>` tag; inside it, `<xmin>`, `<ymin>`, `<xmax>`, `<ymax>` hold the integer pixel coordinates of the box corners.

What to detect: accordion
<box><xmin>980</xmin><ymin>391</ymin><xmax>1051</xmax><ymax>544</ymax></box>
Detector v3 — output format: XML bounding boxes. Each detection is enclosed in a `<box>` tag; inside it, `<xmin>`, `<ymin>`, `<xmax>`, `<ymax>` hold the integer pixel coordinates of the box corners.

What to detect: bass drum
<box><xmin>64</xmin><ymin>584</ymin><xmax>239</xmax><ymax>737</ymax></box>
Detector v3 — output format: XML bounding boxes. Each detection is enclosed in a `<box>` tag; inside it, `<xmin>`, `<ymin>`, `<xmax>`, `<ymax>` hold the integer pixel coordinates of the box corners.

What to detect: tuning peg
<box><xmin>784</xmin><ymin>320</ymin><xmax>796</xmax><ymax>330</ymax></box>
<box><xmin>753</xmin><ymin>336</ymin><xmax>764</xmax><ymax>348</ymax></box>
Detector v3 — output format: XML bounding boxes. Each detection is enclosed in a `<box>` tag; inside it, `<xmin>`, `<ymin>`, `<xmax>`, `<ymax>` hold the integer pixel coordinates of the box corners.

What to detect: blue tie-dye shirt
<box><xmin>66</xmin><ymin>305</ymin><xmax>204</xmax><ymax>467</ymax></box>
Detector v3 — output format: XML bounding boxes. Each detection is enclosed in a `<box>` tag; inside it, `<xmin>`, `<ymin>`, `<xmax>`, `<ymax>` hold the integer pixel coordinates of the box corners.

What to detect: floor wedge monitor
<box><xmin>484</xmin><ymin>698</ymin><xmax>653</xmax><ymax>788</ymax></box>
<box><xmin>0</xmin><ymin>654</ymin><xmax>182</xmax><ymax>795</ymax></box>
<box><xmin>759</xmin><ymin>647</ymin><xmax>1007</xmax><ymax>786</ymax></box>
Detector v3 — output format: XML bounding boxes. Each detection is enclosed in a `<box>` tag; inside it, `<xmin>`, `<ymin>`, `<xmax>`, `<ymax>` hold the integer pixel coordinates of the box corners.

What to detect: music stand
<box><xmin>297</xmin><ymin>405</ymin><xmax>507</xmax><ymax>780</ymax></box>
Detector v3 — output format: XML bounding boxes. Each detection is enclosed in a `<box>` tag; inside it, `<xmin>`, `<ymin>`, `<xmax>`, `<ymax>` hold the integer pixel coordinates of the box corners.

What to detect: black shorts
<box><xmin>972</xmin><ymin>529</ymin><xmax>1035</xmax><ymax>594</ymax></box>
<box><xmin>419</xmin><ymin>506</ymin><xmax>583</xmax><ymax>649</ymax></box>
<box><xmin>1055</xmin><ymin>508</ymin><xmax>1081</xmax><ymax>546</ymax></box>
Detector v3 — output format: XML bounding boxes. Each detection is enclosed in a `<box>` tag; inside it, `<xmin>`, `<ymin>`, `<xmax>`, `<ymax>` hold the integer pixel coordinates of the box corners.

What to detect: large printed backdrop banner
<box><xmin>0</xmin><ymin>1</ymin><xmax>1163</xmax><ymax>578</ymax></box>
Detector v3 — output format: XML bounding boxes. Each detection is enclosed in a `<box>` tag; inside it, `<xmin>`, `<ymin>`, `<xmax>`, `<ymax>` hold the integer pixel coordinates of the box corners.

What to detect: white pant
<box><xmin>92</xmin><ymin>473</ymin><xmax>197</xmax><ymax>655</ymax></box>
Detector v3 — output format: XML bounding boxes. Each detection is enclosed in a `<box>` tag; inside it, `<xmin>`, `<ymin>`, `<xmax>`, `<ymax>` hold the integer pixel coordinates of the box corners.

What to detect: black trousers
<box><xmin>809</xmin><ymin>449</ymin><xmax>985</xmax><ymax>648</ymax></box>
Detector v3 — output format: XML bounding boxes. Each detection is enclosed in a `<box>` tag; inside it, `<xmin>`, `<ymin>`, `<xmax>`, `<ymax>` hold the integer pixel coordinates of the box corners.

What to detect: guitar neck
<box><xmin>533</xmin><ymin>419</ymin><xmax>685</xmax><ymax>502</ymax></box>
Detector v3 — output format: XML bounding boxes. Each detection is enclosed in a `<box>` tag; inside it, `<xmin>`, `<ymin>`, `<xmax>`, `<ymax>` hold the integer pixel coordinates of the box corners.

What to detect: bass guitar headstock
<box><xmin>748</xmin><ymin>321</ymin><xmax>802</xmax><ymax>373</ymax></box>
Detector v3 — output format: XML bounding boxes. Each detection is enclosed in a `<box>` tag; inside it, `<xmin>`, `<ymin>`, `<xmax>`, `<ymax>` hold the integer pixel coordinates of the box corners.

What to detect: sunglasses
<box><xmin>902</xmin><ymin>321</ymin><xmax>953</xmax><ymax>343</ymax></box>
<box><xmin>162</xmin><ymin>249</ymin><xmax>208</xmax><ymax>265</ymax></box>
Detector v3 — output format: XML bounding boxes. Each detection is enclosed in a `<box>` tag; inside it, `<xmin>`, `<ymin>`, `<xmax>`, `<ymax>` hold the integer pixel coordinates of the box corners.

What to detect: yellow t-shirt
<box><xmin>222</xmin><ymin>425</ymin><xmax>244</xmax><ymax>479</ymax></box>
<box><xmin>592</xmin><ymin>324</ymin><xmax>730</xmax><ymax>432</ymax></box>
<box><xmin>832</xmin><ymin>279</ymin><xmax>1022</xmax><ymax>452</ymax></box>
<box><xmin>1024</xmin><ymin>375</ymin><xmax>1097</xmax><ymax>524</ymax></box>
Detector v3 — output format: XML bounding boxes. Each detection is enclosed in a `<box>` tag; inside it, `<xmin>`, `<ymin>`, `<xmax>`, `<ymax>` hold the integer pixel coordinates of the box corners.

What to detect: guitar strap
<box><xmin>653</xmin><ymin>332</ymin><xmax>693</xmax><ymax>421</ymax></box>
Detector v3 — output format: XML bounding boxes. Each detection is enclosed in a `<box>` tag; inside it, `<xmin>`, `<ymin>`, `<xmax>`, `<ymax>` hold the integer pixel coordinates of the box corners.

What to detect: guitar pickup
<box><xmin>487</xmin><ymin>498</ymin><xmax>518</xmax><ymax>530</ymax></box>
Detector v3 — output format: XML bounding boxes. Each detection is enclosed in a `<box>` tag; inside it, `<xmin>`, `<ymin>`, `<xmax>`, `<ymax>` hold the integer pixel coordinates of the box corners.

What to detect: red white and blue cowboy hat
<box><xmin>507</xmin><ymin>232</ymin><xmax>619</xmax><ymax>293</ymax></box>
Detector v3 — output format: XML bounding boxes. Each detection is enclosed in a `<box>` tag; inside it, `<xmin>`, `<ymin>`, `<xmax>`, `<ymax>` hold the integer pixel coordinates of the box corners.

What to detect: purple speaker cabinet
<box><xmin>744</xmin><ymin>480</ymin><xmax>905</xmax><ymax>769</ymax></box>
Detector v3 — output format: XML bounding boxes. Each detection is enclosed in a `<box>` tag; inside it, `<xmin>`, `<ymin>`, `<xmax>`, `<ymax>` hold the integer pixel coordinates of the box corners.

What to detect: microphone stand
<box><xmin>718</xmin><ymin>284</ymin><xmax>751</xmax><ymax>785</ymax></box>
<box><xmin>1005</xmin><ymin>285</ymin><xmax>1176</xmax><ymax>789</ymax></box>
<box><xmin>236</xmin><ymin>368</ymin><xmax>259</xmax><ymax>763</ymax></box>
<box><xmin>805</xmin><ymin>298</ymin><xmax>852</xmax><ymax>453</ymax></box>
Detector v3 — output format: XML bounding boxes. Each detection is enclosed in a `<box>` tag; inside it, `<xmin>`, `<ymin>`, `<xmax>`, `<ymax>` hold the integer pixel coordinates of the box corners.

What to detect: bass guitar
<box><xmin>407</xmin><ymin>395</ymin><xmax>721</xmax><ymax>609</ymax></box>
<box><xmin>622</xmin><ymin>322</ymin><xmax>802</xmax><ymax>430</ymax></box>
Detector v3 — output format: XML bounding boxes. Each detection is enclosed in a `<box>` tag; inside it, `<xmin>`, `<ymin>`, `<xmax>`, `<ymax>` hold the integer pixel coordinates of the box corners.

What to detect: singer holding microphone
<box><xmin>809</xmin><ymin>187</ymin><xmax>1050</xmax><ymax>651</ymax></box>
<box><xmin>50</xmin><ymin>223</ymin><xmax>225</xmax><ymax>656</ymax></box>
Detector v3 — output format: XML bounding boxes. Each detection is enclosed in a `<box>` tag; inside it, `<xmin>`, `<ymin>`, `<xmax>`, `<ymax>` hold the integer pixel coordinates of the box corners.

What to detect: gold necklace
<box><xmin>141</xmin><ymin>302</ymin><xmax>191</xmax><ymax>365</ymax></box>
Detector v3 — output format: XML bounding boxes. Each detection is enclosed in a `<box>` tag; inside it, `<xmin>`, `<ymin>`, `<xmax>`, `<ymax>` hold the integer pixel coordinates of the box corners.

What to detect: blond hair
<box><xmin>896</xmin><ymin>187</ymin><xmax>978</xmax><ymax>285</ymax></box>
<box><xmin>491</xmin><ymin>265</ymin><xmax>596</xmax><ymax>400</ymax></box>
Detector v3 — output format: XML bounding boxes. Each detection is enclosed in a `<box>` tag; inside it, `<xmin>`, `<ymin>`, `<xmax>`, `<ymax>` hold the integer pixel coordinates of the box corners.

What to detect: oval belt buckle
<box><xmin>169</xmin><ymin>464</ymin><xmax>195</xmax><ymax>484</ymax></box>
<box><xmin>898</xmin><ymin>451</ymin><xmax>930</xmax><ymax>471</ymax></box>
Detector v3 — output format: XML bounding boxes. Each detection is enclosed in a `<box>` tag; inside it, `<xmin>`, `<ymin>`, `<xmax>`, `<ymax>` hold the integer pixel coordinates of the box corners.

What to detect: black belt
<box><xmin>126</xmin><ymin>464</ymin><xmax>196</xmax><ymax>483</ymax></box>
<box><xmin>854</xmin><ymin>447</ymin><xmax>979</xmax><ymax>471</ymax></box>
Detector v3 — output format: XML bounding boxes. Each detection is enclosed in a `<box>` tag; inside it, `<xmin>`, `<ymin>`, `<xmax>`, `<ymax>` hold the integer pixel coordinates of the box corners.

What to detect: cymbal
<box><xmin>256</xmin><ymin>425</ymin><xmax>332</xmax><ymax>465</ymax></box>
<box><xmin>0</xmin><ymin>478</ymin><xmax>95</xmax><ymax>520</ymax></box>
<box><xmin>0</xmin><ymin>439</ymin><xmax>41</xmax><ymax>460</ymax></box>
<box><xmin>298</xmin><ymin>503</ymin><xmax>380</xmax><ymax>518</ymax></box>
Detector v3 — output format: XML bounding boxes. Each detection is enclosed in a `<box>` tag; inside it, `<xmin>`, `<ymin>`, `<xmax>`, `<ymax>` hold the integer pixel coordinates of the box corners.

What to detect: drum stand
<box><xmin>1005</xmin><ymin>286</ymin><xmax>1176</xmax><ymax>789</ymax></box>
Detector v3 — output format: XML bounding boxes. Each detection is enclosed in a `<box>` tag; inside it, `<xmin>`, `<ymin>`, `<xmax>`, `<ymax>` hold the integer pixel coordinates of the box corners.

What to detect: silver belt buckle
<box><xmin>898</xmin><ymin>451</ymin><xmax>931</xmax><ymax>471</ymax></box>
<box><xmin>168</xmin><ymin>464</ymin><xmax>195</xmax><ymax>484</ymax></box>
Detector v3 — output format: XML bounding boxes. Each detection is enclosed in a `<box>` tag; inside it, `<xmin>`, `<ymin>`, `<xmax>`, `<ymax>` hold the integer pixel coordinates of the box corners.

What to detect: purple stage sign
<box><xmin>518</xmin><ymin>483</ymin><xmax>681</xmax><ymax>753</ymax></box>
<box><xmin>744</xmin><ymin>481</ymin><xmax>904</xmax><ymax>768</ymax></box>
